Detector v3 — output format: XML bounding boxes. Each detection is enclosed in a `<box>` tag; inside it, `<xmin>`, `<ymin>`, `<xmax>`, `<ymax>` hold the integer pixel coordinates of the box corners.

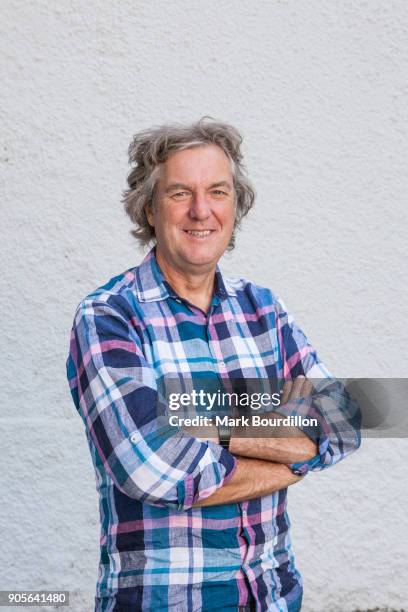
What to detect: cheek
<box><xmin>165</xmin><ymin>206</ymin><xmax>185</xmax><ymax>225</ymax></box>
<box><xmin>156</xmin><ymin>210</ymin><xmax>176</xmax><ymax>229</ymax></box>
<box><xmin>223</xmin><ymin>209</ymin><xmax>236</xmax><ymax>229</ymax></box>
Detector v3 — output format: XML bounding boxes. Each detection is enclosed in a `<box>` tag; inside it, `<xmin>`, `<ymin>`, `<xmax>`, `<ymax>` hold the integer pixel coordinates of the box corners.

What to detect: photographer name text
<box><xmin>168</xmin><ymin>415</ymin><xmax>318</xmax><ymax>428</ymax></box>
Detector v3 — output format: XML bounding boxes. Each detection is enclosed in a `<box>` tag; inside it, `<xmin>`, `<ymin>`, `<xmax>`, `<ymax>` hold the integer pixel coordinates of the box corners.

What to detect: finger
<box><xmin>289</xmin><ymin>375</ymin><xmax>306</xmax><ymax>399</ymax></box>
<box><xmin>302</xmin><ymin>378</ymin><xmax>314</xmax><ymax>397</ymax></box>
<box><xmin>281</xmin><ymin>380</ymin><xmax>292</xmax><ymax>404</ymax></box>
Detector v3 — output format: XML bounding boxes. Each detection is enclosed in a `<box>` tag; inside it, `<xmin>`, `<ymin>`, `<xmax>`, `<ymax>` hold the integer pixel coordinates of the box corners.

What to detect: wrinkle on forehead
<box><xmin>158</xmin><ymin>144</ymin><xmax>234</xmax><ymax>191</ymax></box>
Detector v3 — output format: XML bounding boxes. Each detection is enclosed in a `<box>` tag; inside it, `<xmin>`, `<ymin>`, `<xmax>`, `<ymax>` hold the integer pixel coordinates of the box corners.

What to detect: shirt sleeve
<box><xmin>66</xmin><ymin>295</ymin><xmax>237</xmax><ymax>510</ymax></box>
<box><xmin>272</xmin><ymin>296</ymin><xmax>361</xmax><ymax>475</ymax></box>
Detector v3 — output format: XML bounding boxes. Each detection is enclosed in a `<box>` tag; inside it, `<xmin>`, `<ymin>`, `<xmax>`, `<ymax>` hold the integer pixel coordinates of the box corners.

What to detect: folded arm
<box><xmin>66</xmin><ymin>296</ymin><xmax>237</xmax><ymax>511</ymax></box>
<box><xmin>193</xmin><ymin>456</ymin><xmax>302</xmax><ymax>507</ymax></box>
<box><xmin>229</xmin><ymin>297</ymin><xmax>361</xmax><ymax>475</ymax></box>
<box><xmin>229</xmin><ymin>376</ymin><xmax>318</xmax><ymax>464</ymax></box>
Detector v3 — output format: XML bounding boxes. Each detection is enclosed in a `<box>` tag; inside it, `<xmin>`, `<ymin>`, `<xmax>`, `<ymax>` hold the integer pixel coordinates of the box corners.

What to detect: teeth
<box><xmin>186</xmin><ymin>230</ymin><xmax>211</xmax><ymax>237</ymax></box>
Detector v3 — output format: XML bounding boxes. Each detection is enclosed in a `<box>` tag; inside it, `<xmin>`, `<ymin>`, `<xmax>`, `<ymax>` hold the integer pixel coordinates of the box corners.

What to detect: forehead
<box><xmin>159</xmin><ymin>144</ymin><xmax>233</xmax><ymax>183</ymax></box>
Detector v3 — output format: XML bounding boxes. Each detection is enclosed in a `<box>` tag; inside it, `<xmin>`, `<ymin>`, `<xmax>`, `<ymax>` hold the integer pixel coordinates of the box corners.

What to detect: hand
<box><xmin>228</xmin><ymin>375</ymin><xmax>318</xmax><ymax>463</ymax></box>
<box><xmin>183</xmin><ymin>424</ymin><xmax>219</xmax><ymax>444</ymax></box>
<box><xmin>281</xmin><ymin>375</ymin><xmax>314</xmax><ymax>405</ymax></box>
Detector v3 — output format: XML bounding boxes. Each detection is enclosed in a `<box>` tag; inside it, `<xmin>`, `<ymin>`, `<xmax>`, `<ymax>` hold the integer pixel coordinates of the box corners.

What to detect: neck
<box><xmin>155</xmin><ymin>249</ymin><xmax>216</xmax><ymax>314</ymax></box>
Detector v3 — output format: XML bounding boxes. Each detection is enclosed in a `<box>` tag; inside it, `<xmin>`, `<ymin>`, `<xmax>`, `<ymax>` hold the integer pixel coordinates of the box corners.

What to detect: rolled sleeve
<box><xmin>176</xmin><ymin>444</ymin><xmax>237</xmax><ymax>510</ymax></box>
<box><xmin>282</xmin><ymin>383</ymin><xmax>361</xmax><ymax>474</ymax></box>
<box><xmin>274</xmin><ymin>297</ymin><xmax>361</xmax><ymax>474</ymax></box>
<box><xmin>66</xmin><ymin>296</ymin><xmax>236</xmax><ymax>510</ymax></box>
<box><xmin>127</xmin><ymin>425</ymin><xmax>237</xmax><ymax>511</ymax></box>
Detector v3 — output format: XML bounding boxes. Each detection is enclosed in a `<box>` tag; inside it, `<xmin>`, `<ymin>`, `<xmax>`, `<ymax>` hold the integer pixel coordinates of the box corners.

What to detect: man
<box><xmin>67</xmin><ymin>118</ymin><xmax>360</xmax><ymax>611</ymax></box>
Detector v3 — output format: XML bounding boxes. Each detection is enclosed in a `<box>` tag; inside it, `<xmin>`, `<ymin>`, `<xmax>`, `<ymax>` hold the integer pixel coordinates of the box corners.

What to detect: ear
<box><xmin>145</xmin><ymin>202</ymin><xmax>155</xmax><ymax>227</ymax></box>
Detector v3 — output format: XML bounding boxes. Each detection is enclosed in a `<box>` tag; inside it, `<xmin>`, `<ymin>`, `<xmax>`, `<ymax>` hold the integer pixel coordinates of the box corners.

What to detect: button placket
<box><xmin>241</xmin><ymin>502</ymin><xmax>249</xmax><ymax>523</ymax></box>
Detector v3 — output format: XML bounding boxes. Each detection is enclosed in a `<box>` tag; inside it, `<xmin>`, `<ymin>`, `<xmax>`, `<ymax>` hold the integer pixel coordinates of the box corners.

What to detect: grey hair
<box><xmin>122</xmin><ymin>117</ymin><xmax>255</xmax><ymax>250</ymax></box>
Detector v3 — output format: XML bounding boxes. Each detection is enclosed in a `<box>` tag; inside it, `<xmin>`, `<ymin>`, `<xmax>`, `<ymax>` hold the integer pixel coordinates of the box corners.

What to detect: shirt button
<box><xmin>242</xmin><ymin>510</ymin><xmax>247</xmax><ymax>516</ymax></box>
<box><xmin>130</xmin><ymin>433</ymin><xmax>138</xmax><ymax>444</ymax></box>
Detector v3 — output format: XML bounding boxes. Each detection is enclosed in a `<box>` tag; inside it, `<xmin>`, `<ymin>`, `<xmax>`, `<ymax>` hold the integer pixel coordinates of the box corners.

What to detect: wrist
<box><xmin>217</xmin><ymin>422</ymin><xmax>231</xmax><ymax>451</ymax></box>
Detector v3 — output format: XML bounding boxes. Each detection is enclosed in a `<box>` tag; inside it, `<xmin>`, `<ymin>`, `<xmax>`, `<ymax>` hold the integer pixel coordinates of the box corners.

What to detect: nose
<box><xmin>188</xmin><ymin>191</ymin><xmax>211</xmax><ymax>221</ymax></box>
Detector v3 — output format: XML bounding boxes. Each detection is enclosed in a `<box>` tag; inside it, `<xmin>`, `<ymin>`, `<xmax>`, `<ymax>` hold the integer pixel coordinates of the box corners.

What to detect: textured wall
<box><xmin>1</xmin><ymin>1</ymin><xmax>408</xmax><ymax>610</ymax></box>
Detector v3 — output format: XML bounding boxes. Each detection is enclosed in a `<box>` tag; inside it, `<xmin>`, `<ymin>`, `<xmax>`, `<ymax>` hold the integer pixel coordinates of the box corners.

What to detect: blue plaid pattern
<box><xmin>67</xmin><ymin>247</ymin><xmax>360</xmax><ymax>611</ymax></box>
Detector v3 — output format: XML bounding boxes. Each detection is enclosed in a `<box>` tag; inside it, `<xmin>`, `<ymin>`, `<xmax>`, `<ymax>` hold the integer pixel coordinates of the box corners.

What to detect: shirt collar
<box><xmin>135</xmin><ymin>247</ymin><xmax>237</xmax><ymax>303</ymax></box>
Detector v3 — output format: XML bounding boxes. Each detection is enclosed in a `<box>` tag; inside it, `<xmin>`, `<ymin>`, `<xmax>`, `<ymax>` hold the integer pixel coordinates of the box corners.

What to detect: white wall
<box><xmin>1</xmin><ymin>1</ymin><xmax>407</xmax><ymax>610</ymax></box>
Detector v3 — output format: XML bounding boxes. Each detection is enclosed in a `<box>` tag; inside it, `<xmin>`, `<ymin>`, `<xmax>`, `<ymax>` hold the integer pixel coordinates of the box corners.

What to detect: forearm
<box><xmin>193</xmin><ymin>456</ymin><xmax>302</xmax><ymax>507</ymax></box>
<box><xmin>187</xmin><ymin>416</ymin><xmax>317</xmax><ymax>465</ymax></box>
<box><xmin>229</xmin><ymin>413</ymin><xmax>318</xmax><ymax>463</ymax></box>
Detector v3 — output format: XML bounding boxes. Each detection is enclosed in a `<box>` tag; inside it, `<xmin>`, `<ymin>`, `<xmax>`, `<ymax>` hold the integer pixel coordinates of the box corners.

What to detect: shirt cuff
<box><xmin>289</xmin><ymin>437</ymin><xmax>330</xmax><ymax>475</ymax></box>
<box><xmin>177</xmin><ymin>444</ymin><xmax>237</xmax><ymax>511</ymax></box>
<box><xmin>273</xmin><ymin>395</ymin><xmax>331</xmax><ymax>474</ymax></box>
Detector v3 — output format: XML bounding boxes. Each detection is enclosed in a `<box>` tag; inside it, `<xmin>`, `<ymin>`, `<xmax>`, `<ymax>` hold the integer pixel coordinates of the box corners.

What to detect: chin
<box><xmin>183</xmin><ymin>254</ymin><xmax>216</xmax><ymax>267</ymax></box>
<box><xmin>180</xmin><ymin>249</ymin><xmax>218</xmax><ymax>267</ymax></box>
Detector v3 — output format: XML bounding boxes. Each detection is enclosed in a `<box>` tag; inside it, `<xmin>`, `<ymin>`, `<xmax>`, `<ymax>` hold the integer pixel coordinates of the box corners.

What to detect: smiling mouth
<box><xmin>183</xmin><ymin>230</ymin><xmax>215</xmax><ymax>237</ymax></box>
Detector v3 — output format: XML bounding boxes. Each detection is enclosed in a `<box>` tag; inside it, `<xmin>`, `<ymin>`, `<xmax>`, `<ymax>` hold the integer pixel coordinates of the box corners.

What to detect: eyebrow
<box><xmin>165</xmin><ymin>181</ymin><xmax>233</xmax><ymax>194</ymax></box>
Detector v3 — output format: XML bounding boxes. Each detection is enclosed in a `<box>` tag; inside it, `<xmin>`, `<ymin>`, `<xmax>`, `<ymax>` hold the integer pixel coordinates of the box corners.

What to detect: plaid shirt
<box><xmin>66</xmin><ymin>247</ymin><xmax>360</xmax><ymax>612</ymax></box>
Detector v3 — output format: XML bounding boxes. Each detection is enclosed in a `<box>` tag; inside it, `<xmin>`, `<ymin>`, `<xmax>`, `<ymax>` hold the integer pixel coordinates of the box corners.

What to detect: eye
<box><xmin>212</xmin><ymin>190</ymin><xmax>227</xmax><ymax>196</ymax></box>
<box><xmin>172</xmin><ymin>191</ymin><xmax>190</xmax><ymax>199</ymax></box>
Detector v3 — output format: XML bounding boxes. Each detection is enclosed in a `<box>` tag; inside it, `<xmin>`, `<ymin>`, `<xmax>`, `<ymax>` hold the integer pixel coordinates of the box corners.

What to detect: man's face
<box><xmin>146</xmin><ymin>144</ymin><xmax>236</xmax><ymax>274</ymax></box>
